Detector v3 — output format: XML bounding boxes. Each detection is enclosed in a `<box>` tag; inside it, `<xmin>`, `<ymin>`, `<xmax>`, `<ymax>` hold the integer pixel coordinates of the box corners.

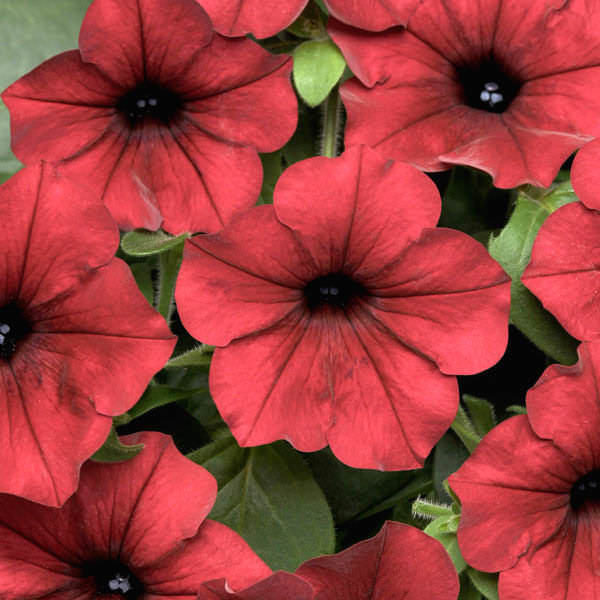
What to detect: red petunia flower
<box><xmin>2</xmin><ymin>0</ymin><xmax>297</xmax><ymax>235</ymax></box>
<box><xmin>198</xmin><ymin>522</ymin><xmax>459</xmax><ymax>600</ymax></box>
<box><xmin>197</xmin><ymin>0</ymin><xmax>421</xmax><ymax>39</ymax></box>
<box><xmin>0</xmin><ymin>431</ymin><xmax>271</xmax><ymax>599</ymax></box>
<box><xmin>521</xmin><ymin>200</ymin><xmax>600</xmax><ymax>341</ymax></box>
<box><xmin>449</xmin><ymin>342</ymin><xmax>600</xmax><ymax>600</ymax></box>
<box><xmin>176</xmin><ymin>146</ymin><xmax>510</xmax><ymax>470</ymax></box>
<box><xmin>0</xmin><ymin>162</ymin><xmax>175</xmax><ymax>507</ymax></box>
<box><xmin>330</xmin><ymin>0</ymin><xmax>600</xmax><ymax>189</ymax></box>
<box><xmin>571</xmin><ymin>139</ymin><xmax>600</xmax><ymax>210</ymax></box>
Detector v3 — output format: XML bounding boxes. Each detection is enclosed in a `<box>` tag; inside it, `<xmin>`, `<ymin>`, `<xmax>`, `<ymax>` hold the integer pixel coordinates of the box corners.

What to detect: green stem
<box><xmin>320</xmin><ymin>86</ymin><xmax>342</xmax><ymax>158</ymax></box>
<box><xmin>156</xmin><ymin>243</ymin><xmax>184</xmax><ymax>322</ymax></box>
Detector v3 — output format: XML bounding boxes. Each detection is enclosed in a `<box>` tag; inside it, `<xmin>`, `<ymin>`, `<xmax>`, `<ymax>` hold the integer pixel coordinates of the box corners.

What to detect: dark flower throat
<box><xmin>0</xmin><ymin>302</ymin><xmax>31</xmax><ymax>361</ymax></box>
<box><xmin>117</xmin><ymin>81</ymin><xmax>182</xmax><ymax>126</ymax></box>
<box><xmin>304</xmin><ymin>273</ymin><xmax>366</xmax><ymax>311</ymax></box>
<box><xmin>570</xmin><ymin>469</ymin><xmax>600</xmax><ymax>510</ymax></box>
<box><xmin>84</xmin><ymin>560</ymin><xmax>143</xmax><ymax>599</ymax></box>
<box><xmin>457</xmin><ymin>56</ymin><xmax>521</xmax><ymax>113</ymax></box>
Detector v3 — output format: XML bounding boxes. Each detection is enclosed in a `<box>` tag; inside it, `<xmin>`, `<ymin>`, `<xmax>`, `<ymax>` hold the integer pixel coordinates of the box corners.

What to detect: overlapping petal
<box><xmin>198</xmin><ymin>572</ymin><xmax>313</xmax><ymax>600</ymax></box>
<box><xmin>296</xmin><ymin>521</ymin><xmax>459</xmax><ymax>600</ymax></box>
<box><xmin>0</xmin><ymin>432</ymin><xmax>270</xmax><ymax>599</ymax></box>
<box><xmin>331</xmin><ymin>0</ymin><xmax>600</xmax><ymax>188</ymax></box>
<box><xmin>3</xmin><ymin>0</ymin><xmax>297</xmax><ymax>234</ymax></box>
<box><xmin>177</xmin><ymin>146</ymin><xmax>509</xmax><ymax>469</ymax></box>
<box><xmin>0</xmin><ymin>163</ymin><xmax>175</xmax><ymax>506</ymax></box>
<box><xmin>571</xmin><ymin>138</ymin><xmax>600</xmax><ymax>210</ymax></box>
<box><xmin>522</xmin><ymin>201</ymin><xmax>600</xmax><ymax>341</ymax></box>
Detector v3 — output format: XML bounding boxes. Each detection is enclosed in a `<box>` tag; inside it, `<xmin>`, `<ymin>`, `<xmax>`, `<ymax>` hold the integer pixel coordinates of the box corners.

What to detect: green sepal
<box><xmin>506</xmin><ymin>405</ymin><xmax>527</xmax><ymax>415</ymax></box>
<box><xmin>412</xmin><ymin>497</ymin><xmax>454</xmax><ymax>521</ymax></box>
<box><xmin>165</xmin><ymin>345</ymin><xmax>214</xmax><ymax>369</ymax></box>
<box><xmin>488</xmin><ymin>181</ymin><xmax>579</xmax><ymax>364</ymax></box>
<box><xmin>121</xmin><ymin>229</ymin><xmax>189</xmax><ymax>257</ymax></box>
<box><xmin>90</xmin><ymin>426</ymin><xmax>144</xmax><ymax>463</ymax></box>
<box><xmin>424</xmin><ymin>515</ymin><xmax>467</xmax><ymax>573</ymax></box>
<box><xmin>189</xmin><ymin>438</ymin><xmax>335</xmax><ymax>572</ymax></box>
<box><xmin>467</xmin><ymin>568</ymin><xmax>500</xmax><ymax>600</ymax></box>
<box><xmin>293</xmin><ymin>39</ymin><xmax>346</xmax><ymax>107</ymax></box>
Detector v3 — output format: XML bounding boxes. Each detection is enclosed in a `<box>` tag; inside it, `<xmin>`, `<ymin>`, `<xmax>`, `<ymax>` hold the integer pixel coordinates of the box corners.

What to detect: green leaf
<box><xmin>459</xmin><ymin>573</ymin><xmax>483</xmax><ymax>600</ymax></box>
<box><xmin>462</xmin><ymin>395</ymin><xmax>496</xmax><ymax>437</ymax></box>
<box><xmin>305</xmin><ymin>447</ymin><xmax>421</xmax><ymax>524</ymax></box>
<box><xmin>467</xmin><ymin>568</ymin><xmax>500</xmax><ymax>600</ymax></box>
<box><xmin>424</xmin><ymin>516</ymin><xmax>466</xmax><ymax>573</ymax></box>
<box><xmin>488</xmin><ymin>182</ymin><xmax>579</xmax><ymax>364</ymax></box>
<box><xmin>197</xmin><ymin>439</ymin><xmax>335</xmax><ymax>571</ymax></box>
<box><xmin>434</xmin><ymin>430</ymin><xmax>470</xmax><ymax>502</ymax></box>
<box><xmin>90</xmin><ymin>426</ymin><xmax>144</xmax><ymax>463</ymax></box>
<box><xmin>129</xmin><ymin>262</ymin><xmax>155</xmax><ymax>305</ymax></box>
<box><xmin>121</xmin><ymin>229</ymin><xmax>189</xmax><ymax>257</ymax></box>
<box><xmin>0</xmin><ymin>0</ymin><xmax>92</xmax><ymax>171</ymax></box>
<box><xmin>125</xmin><ymin>384</ymin><xmax>201</xmax><ymax>423</ymax></box>
<box><xmin>257</xmin><ymin>151</ymin><xmax>282</xmax><ymax>204</ymax></box>
<box><xmin>165</xmin><ymin>345</ymin><xmax>214</xmax><ymax>369</ymax></box>
<box><xmin>287</xmin><ymin>3</ymin><xmax>326</xmax><ymax>38</ymax></box>
<box><xmin>293</xmin><ymin>39</ymin><xmax>346</xmax><ymax>107</ymax></box>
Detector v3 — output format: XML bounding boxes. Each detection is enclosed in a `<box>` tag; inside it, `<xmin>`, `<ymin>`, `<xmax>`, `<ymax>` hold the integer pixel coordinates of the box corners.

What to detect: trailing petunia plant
<box><xmin>0</xmin><ymin>0</ymin><xmax>598</xmax><ymax>599</ymax></box>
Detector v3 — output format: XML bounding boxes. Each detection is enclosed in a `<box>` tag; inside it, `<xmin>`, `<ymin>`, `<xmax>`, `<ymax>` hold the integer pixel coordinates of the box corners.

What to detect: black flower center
<box><xmin>116</xmin><ymin>81</ymin><xmax>182</xmax><ymax>126</ymax></box>
<box><xmin>0</xmin><ymin>302</ymin><xmax>31</xmax><ymax>361</ymax></box>
<box><xmin>304</xmin><ymin>273</ymin><xmax>366</xmax><ymax>311</ymax></box>
<box><xmin>85</xmin><ymin>560</ymin><xmax>144</xmax><ymax>599</ymax></box>
<box><xmin>457</xmin><ymin>57</ymin><xmax>521</xmax><ymax>113</ymax></box>
<box><xmin>570</xmin><ymin>469</ymin><xmax>600</xmax><ymax>510</ymax></box>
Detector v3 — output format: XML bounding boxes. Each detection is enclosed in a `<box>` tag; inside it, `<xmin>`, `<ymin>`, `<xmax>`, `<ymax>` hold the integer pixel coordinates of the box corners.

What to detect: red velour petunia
<box><xmin>197</xmin><ymin>521</ymin><xmax>459</xmax><ymax>600</ymax></box>
<box><xmin>176</xmin><ymin>145</ymin><xmax>510</xmax><ymax>470</ymax></box>
<box><xmin>330</xmin><ymin>0</ymin><xmax>600</xmax><ymax>188</ymax></box>
<box><xmin>571</xmin><ymin>139</ymin><xmax>600</xmax><ymax>210</ymax></box>
<box><xmin>0</xmin><ymin>431</ymin><xmax>271</xmax><ymax>600</ymax></box>
<box><xmin>449</xmin><ymin>342</ymin><xmax>600</xmax><ymax>600</ymax></box>
<box><xmin>0</xmin><ymin>162</ymin><xmax>175</xmax><ymax>507</ymax></box>
<box><xmin>2</xmin><ymin>0</ymin><xmax>297</xmax><ymax>235</ymax></box>
<box><xmin>197</xmin><ymin>0</ymin><xmax>420</xmax><ymax>39</ymax></box>
<box><xmin>521</xmin><ymin>200</ymin><xmax>600</xmax><ymax>341</ymax></box>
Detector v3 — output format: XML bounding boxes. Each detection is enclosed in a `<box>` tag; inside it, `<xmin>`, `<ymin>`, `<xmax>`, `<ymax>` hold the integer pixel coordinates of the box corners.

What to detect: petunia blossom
<box><xmin>176</xmin><ymin>145</ymin><xmax>510</xmax><ymax>470</ymax></box>
<box><xmin>521</xmin><ymin>200</ymin><xmax>600</xmax><ymax>341</ymax></box>
<box><xmin>0</xmin><ymin>431</ymin><xmax>271</xmax><ymax>600</ymax></box>
<box><xmin>330</xmin><ymin>0</ymin><xmax>600</xmax><ymax>189</ymax></box>
<box><xmin>0</xmin><ymin>162</ymin><xmax>175</xmax><ymax>507</ymax></box>
<box><xmin>2</xmin><ymin>0</ymin><xmax>297</xmax><ymax>235</ymax></box>
<box><xmin>197</xmin><ymin>521</ymin><xmax>459</xmax><ymax>600</ymax></box>
<box><xmin>197</xmin><ymin>0</ymin><xmax>421</xmax><ymax>39</ymax></box>
<box><xmin>450</xmin><ymin>341</ymin><xmax>600</xmax><ymax>600</ymax></box>
<box><xmin>571</xmin><ymin>138</ymin><xmax>600</xmax><ymax>210</ymax></box>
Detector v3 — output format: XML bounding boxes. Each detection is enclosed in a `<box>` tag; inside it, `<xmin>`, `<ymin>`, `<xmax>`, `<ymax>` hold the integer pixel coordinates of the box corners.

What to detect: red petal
<box><xmin>79</xmin><ymin>0</ymin><xmax>213</xmax><ymax>86</ymax></box>
<box><xmin>366</xmin><ymin>228</ymin><xmax>510</xmax><ymax>375</ymax></box>
<box><xmin>326</xmin><ymin>0</ymin><xmax>421</xmax><ymax>31</ymax></box>
<box><xmin>274</xmin><ymin>146</ymin><xmax>441</xmax><ymax>277</ymax></box>
<box><xmin>176</xmin><ymin>206</ymin><xmax>313</xmax><ymax>347</ymax></box>
<box><xmin>450</xmin><ymin>416</ymin><xmax>573</xmax><ymax>573</ymax></box>
<box><xmin>526</xmin><ymin>342</ymin><xmax>600</xmax><ymax>469</ymax></box>
<box><xmin>522</xmin><ymin>202</ymin><xmax>600</xmax><ymax>341</ymax></box>
<box><xmin>296</xmin><ymin>521</ymin><xmax>459</xmax><ymax>600</ymax></box>
<box><xmin>197</xmin><ymin>572</ymin><xmax>312</xmax><ymax>600</ymax></box>
<box><xmin>572</xmin><ymin>138</ymin><xmax>600</xmax><ymax>210</ymax></box>
<box><xmin>30</xmin><ymin>258</ymin><xmax>175</xmax><ymax>416</ymax></box>
<box><xmin>196</xmin><ymin>0</ymin><xmax>306</xmax><ymax>38</ymax></box>
<box><xmin>143</xmin><ymin>521</ymin><xmax>271</xmax><ymax>597</ymax></box>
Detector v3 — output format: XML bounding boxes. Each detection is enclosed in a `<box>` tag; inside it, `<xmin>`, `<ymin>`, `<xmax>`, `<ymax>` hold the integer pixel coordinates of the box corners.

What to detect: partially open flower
<box><xmin>0</xmin><ymin>432</ymin><xmax>271</xmax><ymax>599</ymax></box>
<box><xmin>331</xmin><ymin>0</ymin><xmax>600</xmax><ymax>188</ymax></box>
<box><xmin>176</xmin><ymin>146</ymin><xmax>510</xmax><ymax>470</ymax></box>
<box><xmin>450</xmin><ymin>342</ymin><xmax>600</xmax><ymax>600</ymax></box>
<box><xmin>0</xmin><ymin>162</ymin><xmax>175</xmax><ymax>506</ymax></box>
<box><xmin>2</xmin><ymin>0</ymin><xmax>297</xmax><ymax>234</ymax></box>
